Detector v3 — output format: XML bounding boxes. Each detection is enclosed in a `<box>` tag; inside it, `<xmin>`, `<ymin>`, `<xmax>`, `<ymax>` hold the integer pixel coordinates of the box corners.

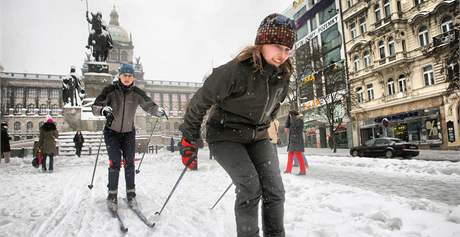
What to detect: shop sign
<box><xmin>447</xmin><ymin>121</ymin><xmax>456</xmax><ymax>143</ymax></box>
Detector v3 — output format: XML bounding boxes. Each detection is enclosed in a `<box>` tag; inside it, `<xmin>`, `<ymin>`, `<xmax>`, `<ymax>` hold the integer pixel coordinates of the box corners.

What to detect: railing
<box><xmin>432</xmin><ymin>29</ymin><xmax>458</xmax><ymax>48</ymax></box>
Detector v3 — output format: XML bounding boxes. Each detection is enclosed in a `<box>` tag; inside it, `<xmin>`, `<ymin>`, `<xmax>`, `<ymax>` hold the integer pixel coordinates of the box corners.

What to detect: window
<box><xmin>14</xmin><ymin>104</ymin><xmax>23</xmax><ymax>114</ymax></box>
<box><xmin>310</xmin><ymin>17</ymin><xmax>317</xmax><ymax>31</ymax></box>
<box><xmin>398</xmin><ymin>75</ymin><xmax>407</xmax><ymax>92</ymax></box>
<box><xmin>28</xmin><ymin>88</ymin><xmax>36</xmax><ymax>98</ymax></box>
<box><xmin>418</xmin><ymin>26</ymin><xmax>429</xmax><ymax>47</ymax></box>
<box><xmin>121</xmin><ymin>51</ymin><xmax>128</xmax><ymax>62</ymax></box>
<box><xmin>359</xmin><ymin>17</ymin><xmax>366</xmax><ymax>34</ymax></box>
<box><xmin>379</xmin><ymin>40</ymin><xmax>386</xmax><ymax>59</ymax></box>
<box><xmin>383</xmin><ymin>0</ymin><xmax>391</xmax><ymax>18</ymax></box>
<box><xmin>441</xmin><ymin>16</ymin><xmax>453</xmax><ymax>33</ymax></box>
<box><xmin>387</xmin><ymin>78</ymin><xmax>395</xmax><ymax>95</ymax></box>
<box><xmin>375</xmin><ymin>4</ymin><xmax>381</xmax><ymax>22</ymax></box>
<box><xmin>353</xmin><ymin>54</ymin><xmax>360</xmax><ymax>72</ymax></box>
<box><xmin>363</xmin><ymin>50</ymin><xmax>371</xmax><ymax>67</ymax></box>
<box><xmin>367</xmin><ymin>84</ymin><xmax>374</xmax><ymax>100</ymax></box>
<box><xmin>397</xmin><ymin>0</ymin><xmax>402</xmax><ymax>13</ymax></box>
<box><xmin>14</xmin><ymin>122</ymin><xmax>21</xmax><ymax>131</ymax></box>
<box><xmin>27</xmin><ymin>104</ymin><xmax>35</xmax><ymax>114</ymax></box>
<box><xmin>50</xmin><ymin>89</ymin><xmax>59</xmax><ymax>99</ymax></box>
<box><xmin>350</xmin><ymin>22</ymin><xmax>357</xmax><ymax>39</ymax></box>
<box><xmin>423</xmin><ymin>65</ymin><xmax>435</xmax><ymax>86</ymax></box>
<box><xmin>26</xmin><ymin>121</ymin><xmax>33</xmax><ymax>131</ymax></box>
<box><xmin>414</xmin><ymin>0</ymin><xmax>424</xmax><ymax>6</ymax></box>
<box><xmin>356</xmin><ymin>87</ymin><xmax>364</xmax><ymax>103</ymax></box>
<box><xmin>39</xmin><ymin>104</ymin><xmax>48</xmax><ymax>114</ymax></box>
<box><xmin>40</xmin><ymin>89</ymin><xmax>48</xmax><ymax>98</ymax></box>
<box><xmin>347</xmin><ymin>0</ymin><xmax>353</xmax><ymax>7</ymax></box>
<box><xmin>388</xmin><ymin>37</ymin><xmax>395</xmax><ymax>56</ymax></box>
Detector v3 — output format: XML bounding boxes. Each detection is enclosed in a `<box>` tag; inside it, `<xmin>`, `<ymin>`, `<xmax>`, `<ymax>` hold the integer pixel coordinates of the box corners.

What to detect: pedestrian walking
<box><xmin>73</xmin><ymin>130</ymin><xmax>84</xmax><ymax>157</ymax></box>
<box><xmin>1</xmin><ymin>122</ymin><xmax>11</xmax><ymax>164</ymax></box>
<box><xmin>38</xmin><ymin>116</ymin><xmax>59</xmax><ymax>172</ymax></box>
<box><xmin>284</xmin><ymin>110</ymin><xmax>307</xmax><ymax>175</ymax></box>
<box><xmin>92</xmin><ymin>63</ymin><xmax>167</xmax><ymax>211</ymax></box>
<box><xmin>179</xmin><ymin>13</ymin><xmax>295</xmax><ymax>237</ymax></box>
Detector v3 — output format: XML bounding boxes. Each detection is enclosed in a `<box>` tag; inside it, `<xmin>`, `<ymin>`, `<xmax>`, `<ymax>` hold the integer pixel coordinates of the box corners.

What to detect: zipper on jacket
<box><xmin>258</xmin><ymin>78</ymin><xmax>270</xmax><ymax>124</ymax></box>
<box><xmin>120</xmin><ymin>92</ymin><xmax>126</xmax><ymax>132</ymax></box>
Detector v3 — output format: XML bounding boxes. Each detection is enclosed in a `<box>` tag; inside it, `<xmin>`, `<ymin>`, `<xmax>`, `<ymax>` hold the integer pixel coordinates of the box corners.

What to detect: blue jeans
<box><xmin>104</xmin><ymin>128</ymin><xmax>136</xmax><ymax>194</ymax></box>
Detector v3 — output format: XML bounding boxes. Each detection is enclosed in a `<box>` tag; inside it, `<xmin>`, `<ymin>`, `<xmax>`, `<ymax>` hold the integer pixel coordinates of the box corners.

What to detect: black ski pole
<box><xmin>210</xmin><ymin>182</ymin><xmax>233</xmax><ymax>210</ymax></box>
<box><xmin>88</xmin><ymin>131</ymin><xmax>104</xmax><ymax>190</ymax></box>
<box><xmin>154</xmin><ymin>156</ymin><xmax>196</xmax><ymax>216</ymax></box>
<box><xmin>136</xmin><ymin>118</ymin><xmax>160</xmax><ymax>174</ymax></box>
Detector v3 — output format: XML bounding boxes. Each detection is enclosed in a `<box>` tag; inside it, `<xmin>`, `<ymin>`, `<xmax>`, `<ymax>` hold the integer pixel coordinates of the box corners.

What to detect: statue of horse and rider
<box><xmin>86</xmin><ymin>11</ymin><xmax>113</xmax><ymax>62</ymax></box>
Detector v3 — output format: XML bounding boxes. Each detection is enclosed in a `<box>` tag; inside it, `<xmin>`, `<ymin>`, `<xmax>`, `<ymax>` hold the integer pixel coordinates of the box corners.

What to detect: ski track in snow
<box><xmin>0</xmin><ymin>148</ymin><xmax>459</xmax><ymax>237</ymax></box>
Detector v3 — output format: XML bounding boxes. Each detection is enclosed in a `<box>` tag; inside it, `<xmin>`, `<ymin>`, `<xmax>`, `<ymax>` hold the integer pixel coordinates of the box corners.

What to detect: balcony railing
<box><xmin>432</xmin><ymin>29</ymin><xmax>458</xmax><ymax>48</ymax></box>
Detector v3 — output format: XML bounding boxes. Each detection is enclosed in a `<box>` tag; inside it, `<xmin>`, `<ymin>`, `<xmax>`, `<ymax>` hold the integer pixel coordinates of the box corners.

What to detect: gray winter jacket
<box><xmin>92</xmin><ymin>82</ymin><xmax>159</xmax><ymax>133</ymax></box>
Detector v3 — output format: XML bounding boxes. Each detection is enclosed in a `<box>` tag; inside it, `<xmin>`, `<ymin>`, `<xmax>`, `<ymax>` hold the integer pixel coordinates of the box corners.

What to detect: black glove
<box><xmin>102</xmin><ymin>106</ymin><xmax>114</xmax><ymax>127</ymax></box>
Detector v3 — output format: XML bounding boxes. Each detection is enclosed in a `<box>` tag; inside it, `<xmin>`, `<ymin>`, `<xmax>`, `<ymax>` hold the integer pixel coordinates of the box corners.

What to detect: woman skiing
<box><xmin>179</xmin><ymin>13</ymin><xmax>295</xmax><ymax>237</ymax></box>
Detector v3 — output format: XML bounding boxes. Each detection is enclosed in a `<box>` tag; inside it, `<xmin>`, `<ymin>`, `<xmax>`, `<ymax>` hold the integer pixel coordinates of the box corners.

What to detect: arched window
<box><xmin>388</xmin><ymin>37</ymin><xmax>395</xmax><ymax>56</ymax></box>
<box><xmin>14</xmin><ymin>104</ymin><xmax>23</xmax><ymax>114</ymax></box>
<box><xmin>441</xmin><ymin>16</ymin><xmax>453</xmax><ymax>33</ymax></box>
<box><xmin>110</xmin><ymin>50</ymin><xmax>119</xmax><ymax>61</ymax></box>
<box><xmin>398</xmin><ymin>75</ymin><xmax>407</xmax><ymax>92</ymax></box>
<box><xmin>121</xmin><ymin>51</ymin><xmax>128</xmax><ymax>62</ymax></box>
<box><xmin>27</xmin><ymin>103</ymin><xmax>35</xmax><ymax>114</ymax></box>
<box><xmin>418</xmin><ymin>26</ymin><xmax>429</xmax><ymax>47</ymax></box>
<box><xmin>14</xmin><ymin>122</ymin><xmax>21</xmax><ymax>131</ymax></box>
<box><xmin>378</xmin><ymin>40</ymin><xmax>386</xmax><ymax>59</ymax></box>
<box><xmin>26</xmin><ymin>121</ymin><xmax>33</xmax><ymax>131</ymax></box>
<box><xmin>387</xmin><ymin>78</ymin><xmax>395</xmax><ymax>95</ymax></box>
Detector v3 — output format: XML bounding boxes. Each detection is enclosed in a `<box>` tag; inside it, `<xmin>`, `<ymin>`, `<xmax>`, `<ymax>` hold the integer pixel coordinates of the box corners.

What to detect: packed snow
<box><xmin>0</xmin><ymin>148</ymin><xmax>459</xmax><ymax>237</ymax></box>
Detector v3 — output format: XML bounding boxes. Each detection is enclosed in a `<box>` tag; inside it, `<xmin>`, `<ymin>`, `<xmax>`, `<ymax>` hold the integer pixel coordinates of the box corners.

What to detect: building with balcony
<box><xmin>288</xmin><ymin>0</ymin><xmax>351</xmax><ymax>148</ymax></box>
<box><xmin>342</xmin><ymin>0</ymin><xmax>459</xmax><ymax>149</ymax></box>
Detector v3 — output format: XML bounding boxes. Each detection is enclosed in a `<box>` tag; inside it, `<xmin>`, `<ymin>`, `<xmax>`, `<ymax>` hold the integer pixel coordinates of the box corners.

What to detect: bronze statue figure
<box><xmin>86</xmin><ymin>11</ymin><xmax>113</xmax><ymax>62</ymax></box>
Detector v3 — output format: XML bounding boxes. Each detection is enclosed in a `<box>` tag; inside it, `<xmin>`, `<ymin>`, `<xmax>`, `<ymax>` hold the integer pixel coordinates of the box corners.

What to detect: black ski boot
<box><xmin>107</xmin><ymin>193</ymin><xmax>118</xmax><ymax>212</ymax></box>
<box><xmin>127</xmin><ymin>192</ymin><xmax>137</xmax><ymax>208</ymax></box>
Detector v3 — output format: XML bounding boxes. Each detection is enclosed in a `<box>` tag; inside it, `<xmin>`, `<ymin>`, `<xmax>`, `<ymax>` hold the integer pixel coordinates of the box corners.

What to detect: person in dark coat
<box><xmin>73</xmin><ymin>130</ymin><xmax>84</xmax><ymax>157</ymax></box>
<box><xmin>1</xmin><ymin>122</ymin><xmax>11</xmax><ymax>164</ymax></box>
<box><xmin>284</xmin><ymin>110</ymin><xmax>307</xmax><ymax>175</ymax></box>
<box><xmin>38</xmin><ymin>116</ymin><xmax>59</xmax><ymax>172</ymax></box>
<box><xmin>179</xmin><ymin>13</ymin><xmax>295</xmax><ymax>237</ymax></box>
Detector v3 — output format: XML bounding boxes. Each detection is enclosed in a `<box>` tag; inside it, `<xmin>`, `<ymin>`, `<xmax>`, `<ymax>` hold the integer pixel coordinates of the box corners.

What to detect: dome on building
<box><xmin>107</xmin><ymin>6</ymin><xmax>131</xmax><ymax>44</ymax></box>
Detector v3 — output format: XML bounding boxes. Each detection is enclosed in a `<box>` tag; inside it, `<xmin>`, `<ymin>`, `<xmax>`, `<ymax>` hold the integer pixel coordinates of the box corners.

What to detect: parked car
<box><xmin>350</xmin><ymin>137</ymin><xmax>419</xmax><ymax>159</ymax></box>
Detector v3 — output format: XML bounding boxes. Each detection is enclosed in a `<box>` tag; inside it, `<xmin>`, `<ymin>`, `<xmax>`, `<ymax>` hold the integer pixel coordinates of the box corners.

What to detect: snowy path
<box><xmin>307</xmin><ymin>162</ymin><xmax>460</xmax><ymax>205</ymax></box>
<box><xmin>0</xmin><ymin>148</ymin><xmax>459</xmax><ymax>237</ymax></box>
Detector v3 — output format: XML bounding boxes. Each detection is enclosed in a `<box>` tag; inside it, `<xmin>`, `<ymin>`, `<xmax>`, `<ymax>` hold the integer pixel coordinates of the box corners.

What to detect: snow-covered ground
<box><xmin>0</xmin><ymin>148</ymin><xmax>459</xmax><ymax>237</ymax></box>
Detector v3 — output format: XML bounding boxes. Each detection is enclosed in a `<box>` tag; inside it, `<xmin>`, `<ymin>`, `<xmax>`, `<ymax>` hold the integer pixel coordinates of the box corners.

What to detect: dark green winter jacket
<box><xmin>179</xmin><ymin>58</ymin><xmax>289</xmax><ymax>144</ymax></box>
<box><xmin>92</xmin><ymin>81</ymin><xmax>159</xmax><ymax>133</ymax></box>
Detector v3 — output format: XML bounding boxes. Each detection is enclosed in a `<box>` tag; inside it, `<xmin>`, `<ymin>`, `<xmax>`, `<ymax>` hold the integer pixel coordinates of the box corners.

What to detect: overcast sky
<box><xmin>1</xmin><ymin>0</ymin><xmax>290</xmax><ymax>82</ymax></box>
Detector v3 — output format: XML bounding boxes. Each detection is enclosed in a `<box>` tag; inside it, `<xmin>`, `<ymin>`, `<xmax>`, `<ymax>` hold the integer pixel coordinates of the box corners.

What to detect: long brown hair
<box><xmin>235</xmin><ymin>45</ymin><xmax>294</xmax><ymax>81</ymax></box>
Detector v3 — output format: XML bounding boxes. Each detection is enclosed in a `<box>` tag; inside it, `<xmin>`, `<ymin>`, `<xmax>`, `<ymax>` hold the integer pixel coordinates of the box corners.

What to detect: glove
<box><xmin>101</xmin><ymin>106</ymin><xmax>114</xmax><ymax>126</ymax></box>
<box><xmin>179</xmin><ymin>137</ymin><xmax>198</xmax><ymax>170</ymax></box>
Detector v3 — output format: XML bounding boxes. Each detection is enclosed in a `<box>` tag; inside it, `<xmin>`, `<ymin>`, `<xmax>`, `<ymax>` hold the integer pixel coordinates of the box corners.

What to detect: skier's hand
<box><xmin>102</xmin><ymin>106</ymin><xmax>114</xmax><ymax>126</ymax></box>
<box><xmin>153</xmin><ymin>107</ymin><xmax>168</xmax><ymax>119</ymax></box>
<box><xmin>179</xmin><ymin>137</ymin><xmax>198</xmax><ymax>161</ymax></box>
